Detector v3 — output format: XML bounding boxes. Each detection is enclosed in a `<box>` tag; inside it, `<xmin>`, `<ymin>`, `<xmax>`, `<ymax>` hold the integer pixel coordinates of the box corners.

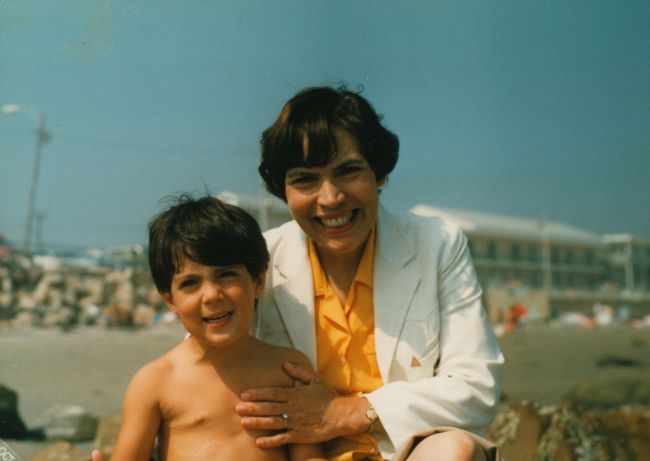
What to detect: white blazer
<box><xmin>251</xmin><ymin>206</ymin><xmax>504</xmax><ymax>459</ymax></box>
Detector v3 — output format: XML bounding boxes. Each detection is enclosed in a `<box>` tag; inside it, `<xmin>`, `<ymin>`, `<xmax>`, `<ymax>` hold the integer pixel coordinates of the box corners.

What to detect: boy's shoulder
<box><xmin>250</xmin><ymin>337</ymin><xmax>312</xmax><ymax>368</ymax></box>
<box><xmin>130</xmin><ymin>348</ymin><xmax>177</xmax><ymax>385</ymax></box>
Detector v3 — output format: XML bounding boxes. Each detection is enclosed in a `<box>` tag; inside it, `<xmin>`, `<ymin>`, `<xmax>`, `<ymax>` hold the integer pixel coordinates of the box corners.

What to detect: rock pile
<box><xmin>486</xmin><ymin>401</ymin><xmax>650</xmax><ymax>460</ymax></box>
<box><xmin>0</xmin><ymin>254</ymin><xmax>165</xmax><ymax>329</ymax></box>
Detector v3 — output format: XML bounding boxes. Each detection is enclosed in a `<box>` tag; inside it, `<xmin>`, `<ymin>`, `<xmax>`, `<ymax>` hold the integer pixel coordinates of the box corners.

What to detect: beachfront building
<box><xmin>410</xmin><ymin>205</ymin><xmax>607</xmax><ymax>292</ymax></box>
<box><xmin>603</xmin><ymin>234</ymin><xmax>650</xmax><ymax>292</ymax></box>
<box><xmin>216</xmin><ymin>191</ymin><xmax>650</xmax><ymax>320</ymax></box>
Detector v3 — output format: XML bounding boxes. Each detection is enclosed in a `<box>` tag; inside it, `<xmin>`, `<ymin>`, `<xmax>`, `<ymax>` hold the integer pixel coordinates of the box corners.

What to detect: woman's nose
<box><xmin>317</xmin><ymin>179</ymin><xmax>345</xmax><ymax>208</ymax></box>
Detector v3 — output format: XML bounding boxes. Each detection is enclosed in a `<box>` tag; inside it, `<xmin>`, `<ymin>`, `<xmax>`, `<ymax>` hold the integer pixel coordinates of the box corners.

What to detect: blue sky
<box><xmin>1</xmin><ymin>0</ymin><xmax>649</xmax><ymax>248</ymax></box>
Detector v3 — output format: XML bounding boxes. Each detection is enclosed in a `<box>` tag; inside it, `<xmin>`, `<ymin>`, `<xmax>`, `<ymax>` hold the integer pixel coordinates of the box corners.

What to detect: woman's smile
<box><xmin>315</xmin><ymin>209</ymin><xmax>358</xmax><ymax>232</ymax></box>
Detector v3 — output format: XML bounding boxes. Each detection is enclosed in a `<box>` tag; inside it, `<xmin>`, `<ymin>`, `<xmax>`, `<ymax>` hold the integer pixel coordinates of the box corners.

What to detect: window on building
<box><xmin>531</xmin><ymin>271</ymin><xmax>542</xmax><ymax>287</ymax></box>
<box><xmin>487</xmin><ymin>241</ymin><xmax>498</xmax><ymax>259</ymax></box>
<box><xmin>511</xmin><ymin>244</ymin><xmax>521</xmax><ymax>261</ymax></box>
<box><xmin>551</xmin><ymin>248</ymin><xmax>560</xmax><ymax>263</ymax></box>
<box><xmin>565</xmin><ymin>249</ymin><xmax>574</xmax><ymax>264</ymax></box>
<box><xmin>553</xmin><ymin>273</ymin><xmax>562</xmax><ymax>287</ymax></box>
<box><xmin>566</xmin><ymin>273</ymin><xmax>575</xmax><ymax>287</ymax></box>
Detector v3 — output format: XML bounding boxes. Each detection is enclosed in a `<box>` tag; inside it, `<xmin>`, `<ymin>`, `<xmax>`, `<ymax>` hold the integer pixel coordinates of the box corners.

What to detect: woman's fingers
<box><xmin>240</xmin><ymin>414</ymin><xmax>288</xmax><ymax>430</ymax></box>
<box><xmin>283</xmin><ymin>360</ymin><xmax>319</xmax><ymax>384</ymax></box>
<box><xmin>236</xmin><ymin>400</ymin><xmax>288</xmax><ymax>416</ymax></box>
<box><xmin>91</xmin><ymin>449</ymin><xmax>104</xmax><ymax>461</ymax></box>
<box><xmin>240</xmin><ymin>386</ymin><xmax>290</xmax><ymax>403</ymax></box>
<box><xmin>254</xmin><ymin>431</ymin><xmax>294</xmax><ymax>449</ymax></box>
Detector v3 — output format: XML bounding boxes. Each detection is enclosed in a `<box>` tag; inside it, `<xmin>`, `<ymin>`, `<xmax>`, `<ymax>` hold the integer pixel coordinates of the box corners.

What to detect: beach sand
<box><xmin>1</xmin><ymin>324</ymin><xmax>648</xmax><ymax>458</ymax></box>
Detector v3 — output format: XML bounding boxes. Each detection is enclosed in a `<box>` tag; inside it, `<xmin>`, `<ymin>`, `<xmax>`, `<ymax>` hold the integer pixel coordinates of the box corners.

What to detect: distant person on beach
<box><xmin>234</xmin><ymin>86</ymin><xmax>504</xmax><ymax>460</ymax></box>
<box><xmin>95</xmin><ymin>195</ymin><xmax>325</xmax><ymax>461</ymax></box>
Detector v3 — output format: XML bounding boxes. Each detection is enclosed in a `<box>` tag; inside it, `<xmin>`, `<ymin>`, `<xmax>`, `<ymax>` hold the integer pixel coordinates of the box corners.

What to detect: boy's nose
<box><xmin>203</xmin><ymin>283</ymin><xmax>224</xmax><ymax>303</ymax></box>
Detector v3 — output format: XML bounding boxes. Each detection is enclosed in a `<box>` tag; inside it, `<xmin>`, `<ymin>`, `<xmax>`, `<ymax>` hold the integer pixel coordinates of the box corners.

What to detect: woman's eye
<box><xmin>289</xmin><ymin>175</ymin><xmax>317</xmax><ymax>185</ymax></box>
<box><xmin>337</xmin><ymin>166</ymin><xmax>363</xmax><ymax>178</ymax></box>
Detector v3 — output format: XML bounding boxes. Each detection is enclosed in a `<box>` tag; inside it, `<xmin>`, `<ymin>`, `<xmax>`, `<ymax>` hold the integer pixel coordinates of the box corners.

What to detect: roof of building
<box><xmin>217</xmin><ymin>190</ymin><xmax>289</xmax><ymax>214</ymax></box>
<box><xmin>410</xmin><ymin>204</ymin><xmax>602</xmax><ymax>245</ymax></box>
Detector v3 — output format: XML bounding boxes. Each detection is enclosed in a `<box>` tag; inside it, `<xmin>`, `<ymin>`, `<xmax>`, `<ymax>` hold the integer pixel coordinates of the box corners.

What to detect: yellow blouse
<box><xmin>308</xmin><ymin>229</ymin><xmax>385</xmax><ymax>461</ymax></box>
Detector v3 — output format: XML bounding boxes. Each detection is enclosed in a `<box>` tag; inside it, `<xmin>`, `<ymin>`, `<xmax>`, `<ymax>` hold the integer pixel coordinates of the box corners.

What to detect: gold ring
<box><xmin>281</xmin><ymin>413</ymin><xmax>289</xmax><ymax>429</ymax></box>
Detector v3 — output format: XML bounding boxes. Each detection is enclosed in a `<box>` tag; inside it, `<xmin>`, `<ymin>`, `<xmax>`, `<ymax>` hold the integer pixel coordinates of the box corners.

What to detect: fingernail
<box><xmin>240</xmin><ymin>393</ymin><xmax>250</xmax><ymax>400</ymax></box>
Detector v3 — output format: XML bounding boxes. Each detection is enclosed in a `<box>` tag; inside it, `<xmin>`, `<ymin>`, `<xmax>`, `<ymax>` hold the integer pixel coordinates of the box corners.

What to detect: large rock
<box><xmin>486</xmin><ymin>401</ymin><xmax>551</xmax><ymax>461</ymax></box>
<box><xmin>37</xmin><ymin>405</ymin><xmax>98</xmax><ymax>442</ymax></box>
<box><xmin>487</xmin><ymin>401</ymin><xmax>650</xmax><ymax>461</ymax></box>
<box><xmin>0</xmin><ymin>384</ymin><xmax>27</xmax><ymax>439</ymax></box>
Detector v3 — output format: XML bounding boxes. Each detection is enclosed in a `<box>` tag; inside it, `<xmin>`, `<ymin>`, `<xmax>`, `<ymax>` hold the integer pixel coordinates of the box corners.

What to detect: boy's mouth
<box><xmin>203</xmin><ymin>311</ymin><xmax>234</xmax><ymax>324</ymax></box>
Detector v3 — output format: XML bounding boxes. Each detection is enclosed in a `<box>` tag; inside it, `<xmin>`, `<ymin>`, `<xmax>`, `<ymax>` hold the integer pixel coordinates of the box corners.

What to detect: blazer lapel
<box><xmin>373</xmin><ymin>206</ymin><xmax>421</xmax><ymax>381</ymax></box>
<box><xmin>270</xmin><ymin>223</ymin><xmax>318</xmax><ymax>365</ymax></box>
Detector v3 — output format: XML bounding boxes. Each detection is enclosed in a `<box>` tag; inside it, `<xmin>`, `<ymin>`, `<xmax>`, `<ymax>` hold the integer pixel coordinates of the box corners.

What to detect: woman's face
<box><xmin>284</xmin><ymin>130</ymin><xmax>383</xmax><ymax>260</ymax></box>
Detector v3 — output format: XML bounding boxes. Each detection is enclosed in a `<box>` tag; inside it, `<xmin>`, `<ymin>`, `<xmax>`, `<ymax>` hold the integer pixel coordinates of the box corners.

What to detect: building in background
<box><xmin>217</xmin><ymin>191</ymin><xmax>650</xmax><ymax>321</ymax></box>
<box><xmin>603</xmin><ymin>234</ymin><xmax>650</xmax><ymax>293</ymax></box>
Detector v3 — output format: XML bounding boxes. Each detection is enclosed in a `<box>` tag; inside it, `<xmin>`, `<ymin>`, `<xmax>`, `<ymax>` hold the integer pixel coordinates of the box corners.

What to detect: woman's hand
<box><xmin>236</xmin><ymin>361</ymin><xmax>369</xmax><ymax>448</ymax></box>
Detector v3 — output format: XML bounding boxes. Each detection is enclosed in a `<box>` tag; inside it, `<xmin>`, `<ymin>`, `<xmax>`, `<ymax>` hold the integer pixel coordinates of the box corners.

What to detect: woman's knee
<box><xmin>407</xmin><ymin>430</ymin><xmax>485</xmax><ymax>461</ymax></box>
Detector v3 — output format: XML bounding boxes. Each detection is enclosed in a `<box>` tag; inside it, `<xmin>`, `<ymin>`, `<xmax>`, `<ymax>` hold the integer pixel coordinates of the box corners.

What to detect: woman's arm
<box><xmin>364</xmin><ymin>221</ymin><xmax>504</xmax><ymax>451</ymax></box>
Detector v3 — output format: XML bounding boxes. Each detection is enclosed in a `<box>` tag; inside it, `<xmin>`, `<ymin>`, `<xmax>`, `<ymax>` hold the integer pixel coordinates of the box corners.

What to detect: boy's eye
<box><xmin>178</xmin><ymin>278</ymin><xmax>198</xmax><ymax>289</ymax></box>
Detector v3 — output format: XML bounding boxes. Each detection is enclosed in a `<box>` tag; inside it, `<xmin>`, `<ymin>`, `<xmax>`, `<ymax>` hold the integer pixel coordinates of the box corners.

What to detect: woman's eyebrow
<box><xmin>332</xmin><ymin>159</ymin><xmax>366</xmax><ymax>170</ymax></box>
<box><xmin>286</xmin><ymin>168</ymin><xmax>317</xmax><ymax>178</ymax></box>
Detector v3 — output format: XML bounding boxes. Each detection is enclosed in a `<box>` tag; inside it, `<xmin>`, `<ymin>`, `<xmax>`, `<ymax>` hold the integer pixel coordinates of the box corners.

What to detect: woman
<box><xmin>236</xmin><ymin>86</ymin><xmax>504</xmax><ymax>461</ymax></box>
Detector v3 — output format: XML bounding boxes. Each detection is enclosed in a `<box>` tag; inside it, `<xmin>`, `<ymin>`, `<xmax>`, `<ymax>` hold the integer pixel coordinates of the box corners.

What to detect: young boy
<box><xmin>104</xmin><ymin>195</ymin><xmax>325</xmax><ymax>461</ymax></box>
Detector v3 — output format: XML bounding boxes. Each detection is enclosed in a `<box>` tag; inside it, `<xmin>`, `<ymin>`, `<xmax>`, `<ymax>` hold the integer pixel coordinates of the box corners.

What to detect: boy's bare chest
<box><xmin>160</xmin><ymin>359</ymin><xmax>292</xmax><ymax>430</ymax></box>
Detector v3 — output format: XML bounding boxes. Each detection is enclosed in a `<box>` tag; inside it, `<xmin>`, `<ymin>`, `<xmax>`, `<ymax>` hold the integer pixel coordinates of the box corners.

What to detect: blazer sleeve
<box><xmin>365</xmin><ymin>221</ymin><xmax>504</xmax><ymax>452</ymax></box>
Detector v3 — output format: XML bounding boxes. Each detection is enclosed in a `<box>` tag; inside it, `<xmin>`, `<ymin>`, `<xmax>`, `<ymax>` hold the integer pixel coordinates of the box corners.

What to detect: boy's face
<box><xmin>162</xmin><ymin>257</ymin><xmax>265</xmax><ymax>348</ymax></box>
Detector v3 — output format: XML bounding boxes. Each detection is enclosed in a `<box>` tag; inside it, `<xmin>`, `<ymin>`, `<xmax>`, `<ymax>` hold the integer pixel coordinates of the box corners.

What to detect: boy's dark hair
<box><xmin>148</xmin><ymin>195</ymin><xmax>269</xmax><ymax>293</ymax></box>
<box><xmin>259</xmin><ymin>85</ymin><xmax>399</xmax><ymax>201</ymax></box>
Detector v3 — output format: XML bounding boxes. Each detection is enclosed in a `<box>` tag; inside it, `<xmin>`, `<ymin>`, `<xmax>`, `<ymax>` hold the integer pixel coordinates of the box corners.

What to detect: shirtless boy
<box><xmin>102</xmin><ymin>195</ymin><xmax>324</xmax><ymax>461</ymax></box>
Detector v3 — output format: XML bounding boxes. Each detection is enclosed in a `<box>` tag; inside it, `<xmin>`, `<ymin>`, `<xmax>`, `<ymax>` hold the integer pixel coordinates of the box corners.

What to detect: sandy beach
<box><xmin>1</xmin><ymin>324</ymin><xmax>648</xmax><ymax>458</ymax></box>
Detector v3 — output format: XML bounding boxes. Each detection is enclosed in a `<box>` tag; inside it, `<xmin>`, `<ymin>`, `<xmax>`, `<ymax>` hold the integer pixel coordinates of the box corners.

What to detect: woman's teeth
<box><xmin>321</xmin><ymin>212</ymin><xmax>354</xmax><ymax>228</ymax></box>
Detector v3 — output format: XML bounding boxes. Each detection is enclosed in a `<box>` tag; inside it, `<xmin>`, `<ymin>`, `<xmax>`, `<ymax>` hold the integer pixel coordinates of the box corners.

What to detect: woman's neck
<box><xmin>316</xmin><ymin>240</ymin><xmax>367</xmax><ymax>304</ymax></box>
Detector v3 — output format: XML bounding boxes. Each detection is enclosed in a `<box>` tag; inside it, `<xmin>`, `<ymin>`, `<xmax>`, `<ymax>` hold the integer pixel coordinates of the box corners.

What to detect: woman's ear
<box><xmin>161</xmin><ymin>292</ymin><xmax>177</xmax><ymax>314</ymax></box>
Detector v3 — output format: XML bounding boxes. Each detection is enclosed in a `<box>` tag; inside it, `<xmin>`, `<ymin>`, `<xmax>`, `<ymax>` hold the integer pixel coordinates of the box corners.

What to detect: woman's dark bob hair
<box><xmin>259</xmin><ymin>85</ymin><xmax>399</xmax><ymax>201</ymax></box>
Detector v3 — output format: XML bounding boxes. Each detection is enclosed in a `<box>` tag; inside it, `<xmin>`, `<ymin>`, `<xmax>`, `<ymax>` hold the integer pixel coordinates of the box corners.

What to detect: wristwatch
<box><xmin>364</xmin><ymin>398</ymin><xmax>378</xmax><ymax>433</ymax></box>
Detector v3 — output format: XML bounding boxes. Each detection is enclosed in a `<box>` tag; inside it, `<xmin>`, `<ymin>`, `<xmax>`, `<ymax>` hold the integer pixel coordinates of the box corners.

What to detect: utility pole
<box><xmin>2</xmin><ymin>104</ymin><xmax>51</xmax><ymax>254</ymax></box>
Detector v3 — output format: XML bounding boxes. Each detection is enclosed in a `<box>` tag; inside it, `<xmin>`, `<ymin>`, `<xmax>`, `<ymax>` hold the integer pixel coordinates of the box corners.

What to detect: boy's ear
<box><xmin>161</xmin><ymin>292</ymin><xmax>177</xmax><ymax>314</ymax></box>
<box><xmin>254</xmin><ymin>272</ymin><xmax>266</xmax><ymax>299</ymax></box>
